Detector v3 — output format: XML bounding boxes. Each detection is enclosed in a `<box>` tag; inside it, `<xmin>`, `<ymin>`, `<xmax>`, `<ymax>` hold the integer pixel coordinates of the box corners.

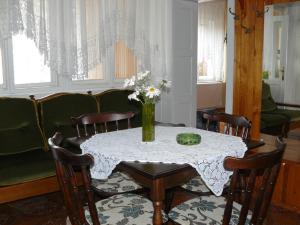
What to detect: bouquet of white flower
<box><xmin>123</xmin><ymin>71</ymin><xmax>170</xmax><ymax>104</ymax></box>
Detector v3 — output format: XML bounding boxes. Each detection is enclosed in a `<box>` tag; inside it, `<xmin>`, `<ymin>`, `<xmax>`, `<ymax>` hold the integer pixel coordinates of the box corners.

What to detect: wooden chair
<box><xmin>169</xmin><ymin>137</ymin><xmax>286</xmax><ymax>225</ymax></box>
<box><xmin>202</xmin><ymin>112</ymin><xmax>251</xmax><ymax>140</ymax></box>
<box><xmin>181</xmin><ymin>112</ymin><xmax>252</xmax><ymax>195</ymax></box>
<box><xmin>48</xmin><ymin>132</ymin><xmax>167</xmax><ymax>225</ymax></box>
<box><xmin>70</xmin><ymin>112</ymin><xmax>145</xmax><ymax>198</ymax></box>
<box><xmin>71</xmin><ymin>112</ymin><xmax>135</xmax><ymax>137</ymax></box>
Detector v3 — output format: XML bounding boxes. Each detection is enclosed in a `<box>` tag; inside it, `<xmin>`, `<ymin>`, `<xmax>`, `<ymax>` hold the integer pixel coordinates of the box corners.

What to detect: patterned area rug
<box><xmin>0</xmin><ymin>192</ymin><xmax>67</xmax><ymax>225</ymax></box>
<box><xmin>1</xmin><ymin>187</ymin><xmax>299</xmax><ymax>225</ymax></box>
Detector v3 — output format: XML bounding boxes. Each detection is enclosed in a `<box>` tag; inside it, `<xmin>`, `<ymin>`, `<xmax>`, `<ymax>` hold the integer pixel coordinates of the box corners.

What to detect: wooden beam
<box><xmin>234</xmin><ymin>0</ymin><xmax>264</xmax><ymax>139</ymax></box>
<box><xmin>233</xmin><ymin>0</ymin><xmax>298</xmax><ymax>139</ymax></box>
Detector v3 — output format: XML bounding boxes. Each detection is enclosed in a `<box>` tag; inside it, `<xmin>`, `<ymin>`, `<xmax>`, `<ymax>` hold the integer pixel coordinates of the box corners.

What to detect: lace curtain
<box><xmin>198</xmin><ymin>0</ymin><xmax>226</xmax><ymax>82</ymax></box>
<box><xmin>0</xmin><ymin>0</ymin><xmax>168</xmax><ymax>80</ymax></box>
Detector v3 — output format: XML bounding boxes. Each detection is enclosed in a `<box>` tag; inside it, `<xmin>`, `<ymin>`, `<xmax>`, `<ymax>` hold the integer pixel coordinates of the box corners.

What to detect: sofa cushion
<box><xmin>261</xmin><ymin>81</ymin><xmax>277</xmax><ymax>112</ymax></box>
<box><xmin>261</xmin><ymin>113</ymin><xmax>289</xmax><ymax>128</ymax></box>
<box><xmin>38</xmin><ymin>93</ymin><xmax>99</xmax><ymax>139</ymax></box>
<box><xmin>0</xmin><ymin>149</ymin><xmax>55</xmax><ymax>186</ymax></box>
<box><xmin>0</xmin><ymin>98</ymin><xmax>45</xmax><ymax>155</ymax></box>
<box><xmin>273</xmin><ymin>108</ymin><xmax>300</xmax><ymax>122</ymax></box>
<box><xmin>95</xmin><ymin>89</ymin><xmax>142</xmax><ymax>128</ymax></box>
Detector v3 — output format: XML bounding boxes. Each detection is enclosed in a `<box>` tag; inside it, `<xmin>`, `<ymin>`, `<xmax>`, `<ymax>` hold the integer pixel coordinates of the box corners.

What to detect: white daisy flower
<box><xmin>128</xmin><ymin>92</ymin><xmax>140</xmax><ymax>102</ymax></box>
<box><xmin>163</xmin><ymin>80</ymin><xmax>171</xmax><ymax>88</ymax></box>
<box><xmin>145</xmin><ymin>86</ymin><xmax>161</xmax><ymax>99</ymax></box>
<box><xmin>137</xmin><ymin>71</ymin><xmax>150</xmax><ymax>81</ymax></box>
<box><xmin>123</xmin><ymin>78</ymin><xmax>131</xmax><ymax>88</ymax></box>
<box><xmin>128</xmin><ymin>76</ymin><xmax>136</xmax><ymax>86</ymax></box>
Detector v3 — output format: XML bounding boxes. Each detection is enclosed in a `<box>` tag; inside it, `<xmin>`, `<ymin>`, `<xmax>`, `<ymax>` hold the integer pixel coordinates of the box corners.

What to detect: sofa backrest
<box><xmin>38</xmin><ymin>93</ymin><xmax>99</xmax><ymax>139</ymax></box>
<box><xmin>94</xmin><ymin>89</ymin><xmax>142</xmax><ymax>127</ymax></box>
<box><xmin>0</xmin><ymin>97</ymin><xmax>46</xmax><ymax>155</ymax></box>
<box><xmin>261</xmin><ymin>81</ymin><xmax>278</xmax><ymax>112</ymax></box>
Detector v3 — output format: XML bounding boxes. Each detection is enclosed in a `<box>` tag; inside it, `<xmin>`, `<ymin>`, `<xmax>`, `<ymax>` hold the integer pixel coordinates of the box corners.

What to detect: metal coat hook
<box><xmin>224</xmin><ymin>33</ymin><xmax>227</xmax><ymax>44</ymax></box>
<box><xmin>241</xmin><ymin>23</ymin><xmax>252</xmax><ymax>34</ymax></box>
<box><xmin>229</xmin><ymin>7</ymin><xmax>240</xmax><ymax>20</ymax></box>
<box><xmin>255</xmin><ymin>6</ymin><xmax>269</xmax><ymax>18</ymax></box>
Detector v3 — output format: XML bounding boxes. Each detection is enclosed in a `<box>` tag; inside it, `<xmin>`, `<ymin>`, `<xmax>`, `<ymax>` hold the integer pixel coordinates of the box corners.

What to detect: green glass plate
<box><xmin>176</xmin><ymin>133</ymin><xmax>201</xmax><ymax>145</ymax></box>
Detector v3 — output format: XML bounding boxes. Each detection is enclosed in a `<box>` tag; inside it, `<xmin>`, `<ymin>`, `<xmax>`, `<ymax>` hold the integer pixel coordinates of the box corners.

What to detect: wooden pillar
<box><xmin>233</xmin><ymin>0</ymin><xmax>298</xmax><ymax>139</ymax></box>
<box><xmin>233</xmin><ymin>0</ymin><xmax>264</xmax><ymax>139</ymax></box>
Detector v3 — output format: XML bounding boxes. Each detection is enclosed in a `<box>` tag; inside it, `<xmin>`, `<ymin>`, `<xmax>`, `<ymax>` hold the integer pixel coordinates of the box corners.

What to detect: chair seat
<box><xmin>182</xmin><ymin>176</ymin><xmax>230</xmax><ymax>194</ymax></box>
<box><xmin>84</xmin><ymin>193</ymin><xmax>168</xmax><ymax>224</ymax></box>
<box><xmin>181</xmin><ymin>175</ymin><xmax>211</xmax><ymax>193</ymax></box>
<box><xmin>169</xmin><ymin>195</ymin><xmax>252</xmax><ymax>225</ymax></box>
<box><xmin>92</xmin><ymin>171</ymin><xmax>142</xmax><ymax>193</ymax></box>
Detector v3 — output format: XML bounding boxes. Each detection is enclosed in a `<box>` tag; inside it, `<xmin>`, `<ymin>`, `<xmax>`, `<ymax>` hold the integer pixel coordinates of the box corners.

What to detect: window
<box><xmin>71</xmin><ymin>0</ymin><xmax>136</xmax><ymax>81</ymax></box>
<box><xmin>0</xmin><ymin>46</ymin><xmax>3</xmax><ymax>85</ymax></box>
<box><xmin>72</xmin><ymin>0</ymin><xmax>104</xmax><ymax>81</ymax></box>
<box><xmin>198</xmin><ymin>0</ymin><xmax>226</xmax><ymax>82</ymax></box>
<box><xmin>115</xmin><ymin>41</ymin><xmax>137</xmax><ymax>79</ymax></box>
<box><xmin>0</xmin><ymin>0</ymin><xmax>141</xmax><ymax>95</ymax></box>
<box><xmin>12</xmin><ymin>33</ymin><xmax>51</xmax><ymax>85</ymax></box>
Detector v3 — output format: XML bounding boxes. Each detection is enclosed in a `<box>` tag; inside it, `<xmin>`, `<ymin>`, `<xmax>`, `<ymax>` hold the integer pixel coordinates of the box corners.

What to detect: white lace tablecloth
<box><xmin>81</xmin><ymin>126</ymin><xmax>247</xmax><ymax>196</ymax></box>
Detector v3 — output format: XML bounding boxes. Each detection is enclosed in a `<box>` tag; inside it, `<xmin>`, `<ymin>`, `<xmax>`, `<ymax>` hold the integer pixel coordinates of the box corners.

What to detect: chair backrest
<box><xmin>71</xmin><ymin>112</ymin><xmax>135</xmax><ymax>137</ymax></box>
<box><xmin>202</xmin><ymin>112</ymin><xmax>251</xmax><ymax>140</ymax></box>
<box><xmin>94</xmin><ymin>89</ymin><xmax>142</xmax><ymax>128</ymax></box>
<box><xmin>49</xmin><ymin>132</ymin><xmax>100</xmax><ymax>225</ymax></box>
<box><xmin>223</xmin><ymin>137</ymin><xmax>286</xmax><ymax>225</ymax></box>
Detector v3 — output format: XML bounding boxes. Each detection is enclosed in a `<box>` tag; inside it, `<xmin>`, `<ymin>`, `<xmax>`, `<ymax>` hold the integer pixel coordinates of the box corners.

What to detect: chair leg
<box><xmin>165</xmin><ymin>188</ymin><xmax>176</xmax><ymax>213</ymax></box>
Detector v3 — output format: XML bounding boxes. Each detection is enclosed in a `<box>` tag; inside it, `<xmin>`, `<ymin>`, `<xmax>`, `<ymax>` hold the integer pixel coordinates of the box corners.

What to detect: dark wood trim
<box><xmin>0</xmin><ymin>173</ymin><xmax>83</xmax><ymax>204</ymax></box>
<box><xmin>0</xmin><ymin>176</ymin><xmax>59</xmax><ymax>204</ymax></box>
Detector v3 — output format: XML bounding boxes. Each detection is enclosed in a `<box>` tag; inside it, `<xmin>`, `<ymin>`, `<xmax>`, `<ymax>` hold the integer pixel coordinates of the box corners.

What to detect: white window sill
<box><xmin>197</xmin><ymin>80</ymin><xmax>225</xmax><ymax>85</ymax></box>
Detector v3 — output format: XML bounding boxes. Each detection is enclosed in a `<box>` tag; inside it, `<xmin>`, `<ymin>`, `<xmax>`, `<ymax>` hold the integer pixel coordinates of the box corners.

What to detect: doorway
<box><xmin>263</xmin><ymin>2</ymin><xmax>300</xmax><ymax>105</ymax></box>
<box><xmin>196</xmin><ymin>0</ymin><xmax>227</xmax><ymax>128</ymax></box>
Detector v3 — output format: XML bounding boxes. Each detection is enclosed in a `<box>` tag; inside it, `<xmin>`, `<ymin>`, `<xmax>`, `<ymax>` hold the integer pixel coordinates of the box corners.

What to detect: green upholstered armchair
<box><xmin>261</xmin><ymin>81</ymin><xmax>300</xmax><ymax>136</ymax></box>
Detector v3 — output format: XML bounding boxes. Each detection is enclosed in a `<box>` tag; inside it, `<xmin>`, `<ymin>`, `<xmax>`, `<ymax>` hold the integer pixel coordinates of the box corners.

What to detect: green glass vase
<box><xmin>142</xmin><ymin>102</ymin><xmax>155</xmax><ymax>142</ymax></box>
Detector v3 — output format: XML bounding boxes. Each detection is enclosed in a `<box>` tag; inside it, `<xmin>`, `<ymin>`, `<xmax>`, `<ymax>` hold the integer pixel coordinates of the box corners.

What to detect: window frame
<box><xmin>197</xmin><ymin>0</ymin><xmax>227</xmax><ymax>84</ymax></box>
<box><xmin>0</xmin><ymin>42</ymin><xmax>5</xmax><ymax>89</ymax></box>
<box><xmin>0</xmin><ymin>36</ymin><xmax>128</xmax><ymax>97</ymax></box>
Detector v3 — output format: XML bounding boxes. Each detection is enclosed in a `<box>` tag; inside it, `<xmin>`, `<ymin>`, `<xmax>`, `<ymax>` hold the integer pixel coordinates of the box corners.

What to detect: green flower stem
<box><xmin>142</xmin><ymin>102</ymin><xmax>155</xmax><ymax>142</ymax></box>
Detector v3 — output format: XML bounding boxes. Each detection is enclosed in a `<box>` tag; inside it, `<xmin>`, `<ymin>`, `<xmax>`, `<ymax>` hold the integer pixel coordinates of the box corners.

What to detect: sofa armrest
<box><xmin>276</xmin><ymin>102</ymin><xmax>300</xmax><ymax>108</ymax></box>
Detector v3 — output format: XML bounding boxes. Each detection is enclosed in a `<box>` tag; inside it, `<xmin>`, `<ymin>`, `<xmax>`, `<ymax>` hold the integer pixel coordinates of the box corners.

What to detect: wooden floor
<box><xmin>0</xmin><ymin>190</ymin><xmax>299</xmax><ymax>225</ymax></box>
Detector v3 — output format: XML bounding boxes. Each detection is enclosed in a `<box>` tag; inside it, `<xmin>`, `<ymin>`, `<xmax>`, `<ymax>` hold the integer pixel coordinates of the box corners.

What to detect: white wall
<box><xmin>167</xmin><ymin>0</ymin><xmax>198</xmax><ymax>127</ymax></box>
<box><xmin>225</xmin><ymin>0</ymin><xmax>235</xmax><ymax>114</ymax></box>
<box><xmin>197</xmin><ymin>83</ymin><xmax>225</xmax><ymax>110</ymax></box>
<box><xmin>285</xmin><ymin>3</ymin><xmax>300</xmax><ymax>104</ymax></box>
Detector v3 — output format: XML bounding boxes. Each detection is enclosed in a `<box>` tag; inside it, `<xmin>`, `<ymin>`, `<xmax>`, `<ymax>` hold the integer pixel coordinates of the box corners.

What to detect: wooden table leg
<box><xmin>153</xmin><ymin>201</ymin><xmax>164</xmax><ymax>225</ymax></box>
<box><xmin>151</xmin><ymin>179</ymin><xmax>165</xmax><ymax>225</ymax></box>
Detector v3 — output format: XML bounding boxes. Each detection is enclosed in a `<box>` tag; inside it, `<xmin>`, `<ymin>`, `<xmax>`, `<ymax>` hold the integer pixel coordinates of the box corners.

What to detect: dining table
<box><xmin>66</xmin><ymin>126</ymin><xmax>268</xmax><ymax>225</ymax></box>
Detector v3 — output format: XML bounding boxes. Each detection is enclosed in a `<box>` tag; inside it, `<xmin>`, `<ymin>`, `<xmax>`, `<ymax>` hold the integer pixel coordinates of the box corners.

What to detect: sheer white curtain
<box><xmin>198</xmin><ymin>0</ymin><xmax>226</xmax><ymax>82</ymax></box>
<box><xmin>0</xmin><ymin>0</ymin><xmax>168</xmax><ymax>80</ymax></box>
<box><xmin>97</xmin><ymin>0</ymin><xmax>168</xmax><ymax>80</ymax></box>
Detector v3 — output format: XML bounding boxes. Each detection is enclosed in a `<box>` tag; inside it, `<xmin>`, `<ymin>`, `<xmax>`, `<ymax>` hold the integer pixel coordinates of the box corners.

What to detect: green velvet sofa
<box><xmin>261</xmin><ymin>81</ymin><xmax>300</xmax><ymax>136</ymax></box>
<box><xmin>0</xmin><ymin>90</ymin><xmax>141</xmax><ymax>203</ymax></box>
